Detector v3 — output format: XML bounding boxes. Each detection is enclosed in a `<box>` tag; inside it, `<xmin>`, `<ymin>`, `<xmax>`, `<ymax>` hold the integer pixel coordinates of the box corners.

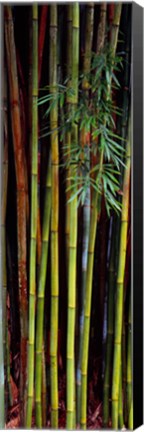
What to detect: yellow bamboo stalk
<box><xmin>112</xmin><ymin>115</ymin><xmax>131</xmax><ymax>428</ymax></box>
<box><xmin>26</xmin><ymin>4</ymin><xmax>38</xmax><ymax>426</ymax></box>
<box><xmin>49</xmin><ymin>5</ymin><xmax>59</xmax><ymax>428</ymax></box>
<box><xmin>127</xmin><ymin>294</ymin><xmax>133</xmax><ymax>429</ymax></box>
<box><xmin>35</xmin><ymin>155</ymin><xmax>51</xmax><ymax>427</ymax></box>
<box><xmin>66</xmin><ymin>4</ymin><xmax>79</xmax><ymax>430</ymax></box>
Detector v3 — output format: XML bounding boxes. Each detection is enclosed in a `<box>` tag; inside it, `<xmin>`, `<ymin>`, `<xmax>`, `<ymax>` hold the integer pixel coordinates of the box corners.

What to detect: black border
<box><xmin>133</xmin><ymin>2</ymin><xmax>143</xmax><ymax>429</ymax></box>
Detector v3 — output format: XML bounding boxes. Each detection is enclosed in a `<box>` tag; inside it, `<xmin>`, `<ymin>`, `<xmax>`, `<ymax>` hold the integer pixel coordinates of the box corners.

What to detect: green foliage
<box><xmin>38</xmin><ymin>44</ymin><xmax>125</xmax><ymax>216</ymax></box>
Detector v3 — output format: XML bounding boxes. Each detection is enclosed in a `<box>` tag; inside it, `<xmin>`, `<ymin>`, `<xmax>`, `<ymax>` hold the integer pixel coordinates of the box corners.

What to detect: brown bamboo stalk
<box><xmin>2</xmin><ymin>68</ymin><xmax>9</xmax><ymax>419</ymax></box>
<box><xmin>4</xmin><ymin>6</ymin><xmax>27</xmax><ymax>422</ymax></box>
<box><xmin>19</xmin><ymin>85</ymin><xmax>29</xmax><ymax>224</ymax></box>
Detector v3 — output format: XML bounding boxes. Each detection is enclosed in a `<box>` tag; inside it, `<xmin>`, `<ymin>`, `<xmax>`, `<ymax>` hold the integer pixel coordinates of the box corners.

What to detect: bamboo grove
<box><xmin>2</xmin><ymin>3</ymin><xmax>132</xmax><ymax>429</ymax></box>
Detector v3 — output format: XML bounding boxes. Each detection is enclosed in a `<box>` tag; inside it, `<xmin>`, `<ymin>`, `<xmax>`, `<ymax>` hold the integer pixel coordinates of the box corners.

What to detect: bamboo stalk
<box><xmin>103</xmin><ymin>216</ymin><xmax>116</xmax><ymax>427</ymax></box>
<box><xmin>37</xmin><ymin>5</ymin><xmax>48</xmax><ymax>268</ymax></box>
<box><xmin>112</xmin><ymin>114</ymin><xmax>131</xmax><ymax>429</ymax></box>
<box><xmin>6</xmin><ymin>318</ymin><xmax>13</xmax><ymax>408</ymax></box>
<box><xmin>37</xmin><ymin>5</ymin><xmax>48</xmax><ymax>270</ymax></box>
<box><xmin>65</xmin><ymin>4</ymin><xmax>72</xmax><ymax>265</ymax></box>
<box><xmin>96</xmin><ymin>3</ymin><xmax>107</xmax><ymax>53</ymax></box>
<box><xmin>16</xmin><ymin>50</ymin><xmax>29</xmax><ymax>225</ymax></box>
<box><xmin>110</xmin><ymin>4</ymin><xmax>122</xmax><ymax>58</ymax></box>
<box><xmin>118</xmin><ymin>360</ymin><xmax>124</xmax><ymax>428</ymax></box>
<box><xmin>80</xmin><ymin>172</ymin><xmax>102</xmax><ymax>429</ymax></box>
<box><xmin>2</xmin><ymin>70</ymin><xmax>9</xmax><ymax>365</ymax></box>
<box><xmin>49</xmin><ymin>5</ymin><xmax>59</xmax><ymax>428</ymax></box>
<box><xmin>66</xmin><ymin>4</ymin><xmax>79</xmax><ymax>429</ymax></box>
<box><xmin>122</xmin><ymin>316</ymin><xmax>127</xmax><ymax>424</ymax></box>
<box><xmin>0</xmin><ymin>66</ymin><xmax>8</xmax><ymax>432</ymax></box>
<box><xmin>38</xmin><ymin>5</ymin><xmax>48</xmax><ymax>86</ymax></box>
<box><xmin>19</xmin><ymin>85</ymin><xmax>29</xmax><ymax>225</ymax></box>
<box><xmin>81</xmin><ymin>4</ymin><xmax>122</xmax><ymax>428</ymax></box>
<box><xmin>98</xmin><ymin>198</ymin><xmax>108</xmax><ymax>360</ymax></box>
<box><xmin>28</xmin><ymin>10</ymin><xmax>41</xmax><ymax>272</ymax></box>
<box><xmin>5</xmin><ymin>6</ymin><xmax>27</xmax><ymax>421</ymax></box>
<box><xmin>2</xmin><ymin>70</ymin><xmax>11</xmax><ymax>418</ymax></box>
<box><xmin>28</xmin><ymin>6</ymin><xmax>32</xmax><ymax>161</ymax></box>
<box><xmin>80</xmin><ymin>5</ymin><xmax>107</xmax><ymax>428</ymax></box>
<box><xmin>41</xmin><ymin>346</ymin><xmax>47</xmax><ymax>427</ymax></box>
<box><xmin>76</xmin><ymin>3</ymin><xmax>94</xmax><ymax>426</ymax></box>
<box><xmin>35</xmin><ymin>155</ymin><xmax>51</xmax><ymax>427</ymax></box>
<box><xmin>115</xmin><ymin>13</ymin><xmax>131</xmax><ymax>426</ymax></box>
<box><xmin>26</xmin><ymin>4</ymin><xmax>38</xmax><ymax>426</ymax></box>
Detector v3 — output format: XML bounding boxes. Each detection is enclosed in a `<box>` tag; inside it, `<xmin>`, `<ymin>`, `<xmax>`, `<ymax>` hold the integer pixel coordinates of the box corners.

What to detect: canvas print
<box><xmin>2</xmin><ymin>2</ymin><xmax>132</xmax><ymax>429</ymax></box>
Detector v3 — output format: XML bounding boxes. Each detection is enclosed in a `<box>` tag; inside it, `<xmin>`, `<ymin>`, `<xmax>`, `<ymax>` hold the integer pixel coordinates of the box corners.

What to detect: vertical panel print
<box><xmin>1</xmin><ymin>2</ymin><xmax>142</xmax><ymax>430</ymax></box>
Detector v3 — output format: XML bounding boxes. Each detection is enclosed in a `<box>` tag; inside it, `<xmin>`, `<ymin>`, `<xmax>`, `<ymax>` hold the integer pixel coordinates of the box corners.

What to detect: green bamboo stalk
<box><xmin>26</xmin><ymin>4</ymin><xmax>38</xmax><ymax>426</ymax></box>
<box><xmin>112</xmin><ymin>115</ymin><xmax>131</xmax><ymax>429</ymax></box>
<box><xmin>103</xmin><ymin>217</ymin><xmax>116</xmax><ymax>427</ymax></box>
<box><xmin>65</xmin><ymin>5</ymin><xmax>72</xmax><ymax>265</ymax></box>
<box><xmin>118</xmin><ymin>360</ymin><xmax>124</xmax><ymax>429</ymax></box>
<box><xmin>122</xmin><ymin>317</ymin><xmax>127</xmax><ymax>424</ymax></box>
<box><xmin>76</xmin><ymin>4</ymin><xmax>94</xmax><ymax>426</ymax></box>
<box><xmin>103</xmin><ymin>6</ymin><xmax>122</xmax><ymax>428</ymax></box>
<box><xmin>110</xmin><ymin>3</ymin><xmax>122</xmax><ymax>58</ymax></box>
<box><xmin>49</xmin><ymin>5</ymin><xmax>59</xmax><ymax>428</ymax></box>
<box><xmin>115</xmin><ymin>14</ymin><xmax>131</xmax><ymax>426</ymax></box>
<box><xmin>41</xmin><ymin>345</ymin><xmax>47</xmax><ymax>427</ymax></box>
<box><xmin>73</xmin><ymin>361</ymin><xmax>76</xmax><ymax>429</ymax></box>
<box><xmin>80</xmin><ymin>5</ymin><xmax>107</xmax><ymax>429</ymax></box>
<box><xmin>35</xmin><ymin>155</ymin><xmax>51</xmax><ymax>427</ymax></box>
<box><xmin>80</xmin><ymin>169</ymin><xmax>100</xmax><ymax>430</ymax></box>
<box><xmin>5</xmin><ymin>7</ymin><xmax>28</xmax><ymax>421</ymax></box>
<box><xmin>66</xmin><ymin>4</ymin><xmax>79</xmax><ymax>429</ymax></box>
<box><xmin>126</xmin><ymin>294</ymin><xmax>133</xmax><ymax>429</ymax></box>
<box><xmin>81</xmin><ymin>5</ymin><xmax>122</xmax><ymax>428</ymax></box>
